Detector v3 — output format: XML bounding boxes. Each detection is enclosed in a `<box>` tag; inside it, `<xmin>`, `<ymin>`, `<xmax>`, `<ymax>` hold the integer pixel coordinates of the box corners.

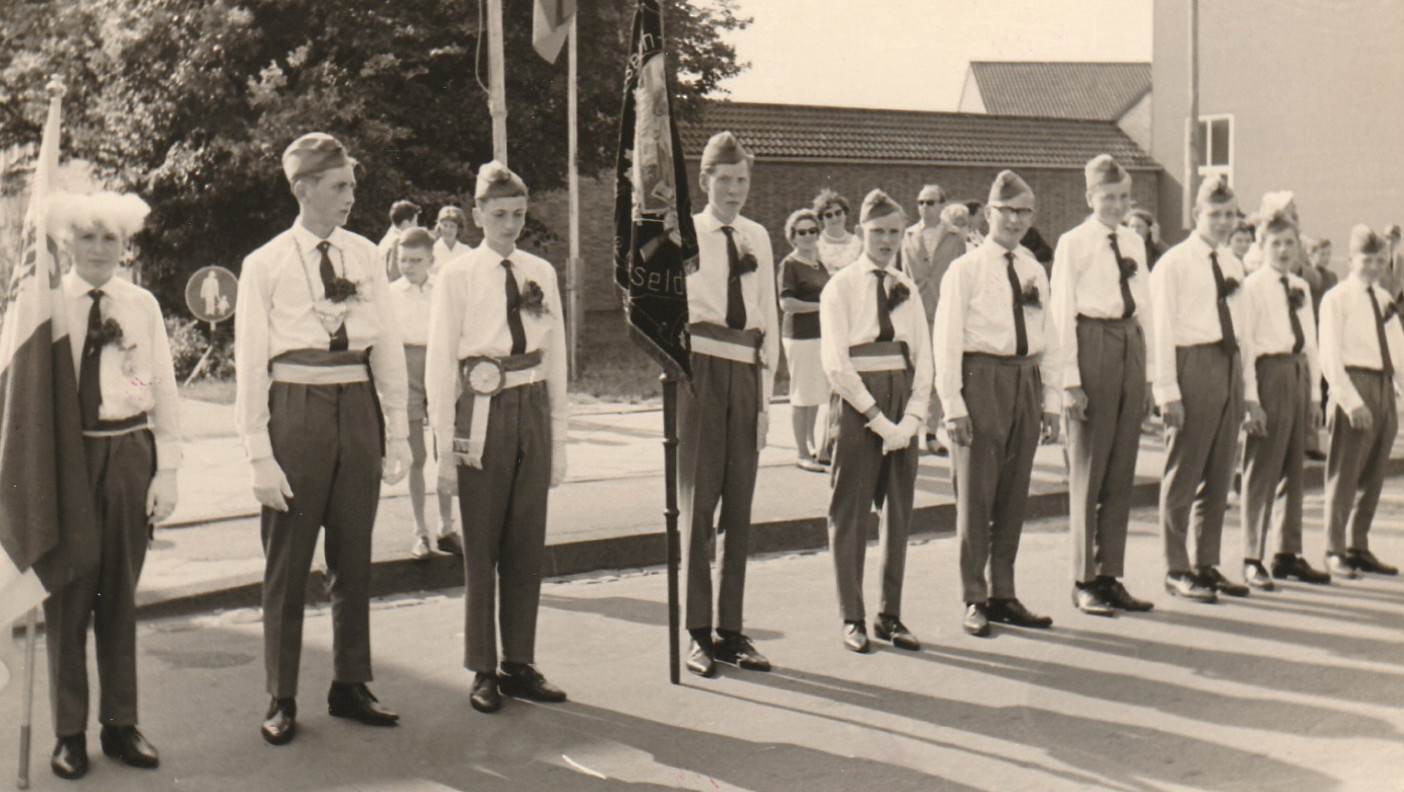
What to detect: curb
<box><xmin>131</xmin><ymin>456</ymin><xmax>1400</xmax><ymax>622</ymax></box>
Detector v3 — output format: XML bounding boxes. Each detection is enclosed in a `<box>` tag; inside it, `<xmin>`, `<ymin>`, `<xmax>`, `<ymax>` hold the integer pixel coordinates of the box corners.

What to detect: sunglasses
<box><xmin>917</xmin><ymin>199</ymin><xmax>940</xmax><ymax>206</ymax></box>
<box><xmin>822</xmin><ymin>210</ymin><xmax>845</xmax><ymax>219</ymax></box>
<box><xmin>793</xmin><ymin>228</ymin><xmax>819</xmax><ymax>237</ymax></box>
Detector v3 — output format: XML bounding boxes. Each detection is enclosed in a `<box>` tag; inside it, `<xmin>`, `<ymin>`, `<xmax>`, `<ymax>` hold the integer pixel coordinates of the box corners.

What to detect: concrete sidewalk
<box><xmin>3</xmin><ymin>497</ymin><xmax>1402</xmax><ymax>791</ymax></box>
<box><xmin>139</xmin><ymin>397</ymin><xmax>1404</xmax><ymax>619</ymax></box>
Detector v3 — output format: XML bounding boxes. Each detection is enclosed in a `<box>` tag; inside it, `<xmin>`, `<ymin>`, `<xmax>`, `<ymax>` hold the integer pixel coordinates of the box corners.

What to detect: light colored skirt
<box><xmin>783</xmin><ymin>337</ymin><xmax>828</xmax><ymax>407</ymax></box>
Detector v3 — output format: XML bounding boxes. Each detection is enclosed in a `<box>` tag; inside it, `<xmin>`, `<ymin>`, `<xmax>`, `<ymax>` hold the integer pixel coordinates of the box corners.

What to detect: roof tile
<box><xmin>970</xmin><ymin>61</ymin><xmax>1152</xmax><ymax>120</ymax></box>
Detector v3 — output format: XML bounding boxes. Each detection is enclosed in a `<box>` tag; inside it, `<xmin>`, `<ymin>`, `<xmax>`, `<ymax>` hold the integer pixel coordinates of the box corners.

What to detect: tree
<box><xmin>0</xmin><ymin>0</ymin><xmax>748</xmax><ymax>311</ymax></box>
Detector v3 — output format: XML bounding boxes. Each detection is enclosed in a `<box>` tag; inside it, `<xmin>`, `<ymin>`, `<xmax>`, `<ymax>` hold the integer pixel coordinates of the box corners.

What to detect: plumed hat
<box><xmin>1195</xmin><ymin>174</ymin><xmax>1236</xmax><ymax>207</ymax></box>
<box><xmin>1350</xmin><ymin>224</ymin><xmax>1387</xmax><ymax>255</ymax></box>
<box><xmin>473</xmin><ymin>160</ymin><xmax>529</xmax><ymax>202</ymax></box>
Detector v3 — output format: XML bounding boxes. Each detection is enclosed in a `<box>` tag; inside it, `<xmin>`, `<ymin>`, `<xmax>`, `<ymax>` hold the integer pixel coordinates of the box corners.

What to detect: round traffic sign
<box><xmin>185</xmin><ymin>265</ymin><xmax>238</xmax><ymax>324</ymax></box>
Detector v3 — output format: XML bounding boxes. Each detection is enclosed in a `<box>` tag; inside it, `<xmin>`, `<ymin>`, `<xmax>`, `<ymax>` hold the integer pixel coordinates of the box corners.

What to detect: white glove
<box><xmin>437</xmin><ymin>453</ymin><xmax>458</xmax><ymax>496</ymax></box>
<box><xmin>887</xmin><ymin>414</ymin><xmax>922</xmax><ymax>454</ymax></box>
<box><xmin>382</xmin><ymin>438</ymin><xmax>412</xmax><ymax>485</ymax></box>
<box><xmin>146</xmin><ymin>469</ymin><xmax>178</xmax><ymax>523</ymax></box>
<box><xmin>867</xmin><ymin>415</ymin><xmax>902</xmax><ymax>450</ymax></box>
<box><xmin>251</xmin><ymin>457</ymin><xmax>293</xmax><ymax>512</ymax></box>
<box><xmin>757</xmin><ymin>411</ymin><xmax>769</xmax><ymax>451</ymax></box>
<box><xmin>550</xmin><ymin>441</ymin><xmax>567</xmax><ymax>488</ymax></box>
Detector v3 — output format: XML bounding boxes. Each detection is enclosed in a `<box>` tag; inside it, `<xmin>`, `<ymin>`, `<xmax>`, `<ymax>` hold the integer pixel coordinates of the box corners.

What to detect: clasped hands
<box><xmin>867</xmin><ymin>413</ymin><xmax>922</xmax><ymax>453</ymax></box>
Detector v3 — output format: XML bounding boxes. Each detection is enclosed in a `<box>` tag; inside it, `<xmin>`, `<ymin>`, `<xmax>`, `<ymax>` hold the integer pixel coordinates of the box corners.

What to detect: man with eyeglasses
<box><xmin>901</xmin><ymin>185</ymin><xmax>964</xmax><ymax>456</ymax></box>
<box><xmin>933</xmin><ymin>170</ymin><xmax>1062</xmax><ymax>638</ymax></box>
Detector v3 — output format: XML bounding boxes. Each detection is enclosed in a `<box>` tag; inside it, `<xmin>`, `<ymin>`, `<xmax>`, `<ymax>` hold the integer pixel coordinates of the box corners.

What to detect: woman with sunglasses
<box><xmin>813</xmin><ymin>188</ymin><xmax>863</xmax><ymax>273</ymax></box>
<box><xmin>779</xmin><ymin>208</ymin><xmax>832</xmax><ymax>471</ymax></box>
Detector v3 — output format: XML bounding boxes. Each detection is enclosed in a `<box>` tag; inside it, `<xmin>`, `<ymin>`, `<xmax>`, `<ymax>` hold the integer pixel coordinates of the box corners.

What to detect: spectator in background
<box><xmin>813</xmin><ymin>188</ymin><xmax>863</xmax><ymax>272</ymax></box>
<box><xmin>378</xmin><ymin>199</ymin><xmax>420</xmax><ymax>281</ymax></box>
<box><xmin>901</xmin><ymin>194</ymin><xmax>966</xmax><ymax>455</ymax></box>
<box><xmin>1020</xmin><ymin>225</ymin><xmax>1055</xmax><ymax>276</ymax></box>
<box><xmin>1384</xmin><ymin>224</ymin><xmax>1403</xmax><ymax>300</ymax></box>
<box><xmin>1303</xmin><ymin>236</ymin><xmax>1337</xmax><ymax>461</ymax></box>
<box><xmin>1228</xmin><ymin>220</ymin><xmax>1256</xmax><ymax>265</ymax></box>
<box><xmin>1123</xmin><ymin>209</ymin><xmax>1166</xmax><ymax>271</ymax></box>
<box><xmin>778</xmin><ymin>208</ymin><xmax>830</xmax><ymax>472</ymax></box>
<box><xmin>963</xmin><ymin>200</ymin><xmax>987</xmax><ymax>246</ymax></box>
<box><xmin>432</xmin><ymin>205</ymin><xmax>471</xmax><ymax>275</ymax></box>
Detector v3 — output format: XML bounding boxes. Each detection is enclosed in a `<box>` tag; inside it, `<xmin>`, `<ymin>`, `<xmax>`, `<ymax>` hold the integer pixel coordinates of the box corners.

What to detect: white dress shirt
<box><xmin>234</xmin><ymin>222</ymin><xmax>409</xmax><ymax>461</ymax></box>
<box><xmin>424</xmin><ymin>244</ymin><xmax>568</xmax><ymax>460</ymax></box>
<box><xmin>1050</xmin><ymin>216</ymin><xmax>1155</xmax><ymax>389</ymax></box>
<box><xmin>1148</xmin><ymin>233</ymin><xmax>1247</xmax><ymax>405</ymax></box>
<box><xmin>1318</xmin><ymin>273</ymin><xmax>1404</xmax><ymax>413</ymax></box>
<box><xmin>62</xmin><ymin>271</ymin><xmax>181</xmax><ymax>470</ymax></box>
<box><xmin>932</xmin><ymin>239</ymin><xmax>1062</xmax><ymax>420</ymax></box>
<box><xmin>431</xmin><ymin>238</ymin><xmax>471</xmax><ymax>276</ymax></box>
<box><xmin>690</xmin><ymin>206</ymin><xmax>780</xmax><ymax>410</ymax></box>
<box><xmin>377</xmin><ymin>225</ymin><xmax>402</xmax><ymax>278</ymax></box>
<box><xmin>818</xmin><ymin>231</ymin><xmax>863</xmax><ymax>273</ymax></box>
<box><xmin>387</xmin><ymin>275</ymin><xmax>434</xmax><ymax>346</ymax></box>
<box><xmin>819</xmin><ymin>254</ymin><xmax>933</xmax><ymax>420</ymax></box>
<box><xmin>1239</xmin><ymin>265</ymin><xmax>1321</xmax><ymax>406</ymax></box>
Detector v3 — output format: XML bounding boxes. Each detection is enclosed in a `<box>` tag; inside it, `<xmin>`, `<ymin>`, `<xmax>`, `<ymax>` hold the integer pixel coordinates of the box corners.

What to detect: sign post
<box><xmin>182</xmin><ymin>266</ymin><xmax>239</xmax><ymax>387</ymax></box>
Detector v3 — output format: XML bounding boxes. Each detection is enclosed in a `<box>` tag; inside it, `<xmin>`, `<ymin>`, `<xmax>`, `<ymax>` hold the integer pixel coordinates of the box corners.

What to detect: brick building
<box><xmin>530</xmin><ymin>100</ymin><xmax>1161</xmax><ymax>322</ymax></box>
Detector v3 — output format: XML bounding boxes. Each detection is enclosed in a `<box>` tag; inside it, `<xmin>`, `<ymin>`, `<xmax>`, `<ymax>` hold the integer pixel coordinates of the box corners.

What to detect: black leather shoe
<box><xmin>873</xmin><ymin>614</ymin><xmax>920</xmax><ymax>650</ymax></box>
<box><xmin>51</xmin><ymin>734</ymin><xmax>88</xmax><ymax>780</ymax></box>
<box><xmin>1164</xmin><ymin>571</ymin><xmax>1217</xmax><ymax>602</ymax></box>
<box><xmin>988</xmin><ymin>598</ymin><xmax>1053</xmax><ymax>628</ymax></box>
<box><xmin>1270</xmin><ymin>554</ymin><xmax>1331</xmax><ymax>584</ymax></box>
<box><xmin>842</xmin><ymin>622</ymin><xmax>871</xmax><ymax>653</ymax></box>
<box><xmin>99</xmin><ymin>725</ymin><xmax>159</xmax><ymax>769</ymax></box>
<box><xmin>1198</xmin><ymin>566</ymin><xmax>1250</xmax><ymax>597</ymax></box>
<box><xmin>1243</xmin><ymin>560</ymin><xmax>1275</xmax><ymax>591</ymax></box>
<box><xmin>1349</xmin><ymin>548</ymin><xmax>1399</xmax><ymax>576</ymax></box>
<box><xmin>470</xmin><ymin>672</ymin><xmax>502</xmax><ymax>713</ymax></box>
<box><xmin>1072</xmin><ymin>583</ymin><xmax>1115</xmax><ymax>616</ymax></box>
<box><xmin>686</xmin><ymin>638</ymin><xmax>716</xmax><ymax>678</ymax></box>
<box><xmin>261</xmin><ymin>698</ymin><xmax>296</xmax><ymax>746</ymax></box>
<box><xmin>328</xmin><ymin>683</ymin><xmax>399</xmax><ymax>726</ymax></box>
<box><xmin>715</xmin><ymin>633</ymin><xmax>771</xmax><ymax>671</ymax></box>
<box><xmin>1324</xmin><ymin>553</ymin><xmax>1359</xmax><ymax>580</ymax></box>
<box><xmin>1099</xmin><ymin>577</ymin><xmax>1154</xmax><ymax>611</ymax></box>
<box><xmin>962</xmin><ymin>602</ymin><xmax>990</xmax><ymax>637</ymax></box>
<box><xmin>498</xmin><ymin>663</ymin><xmax>567</xmax><ymax>703</ymax></box>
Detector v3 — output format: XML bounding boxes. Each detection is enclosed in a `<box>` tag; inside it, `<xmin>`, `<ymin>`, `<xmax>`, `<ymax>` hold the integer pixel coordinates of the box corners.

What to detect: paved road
<box><xmin>3</xmin><ymin>493</ymin><xmax>1401</xmax><ymax>791</ymax></box>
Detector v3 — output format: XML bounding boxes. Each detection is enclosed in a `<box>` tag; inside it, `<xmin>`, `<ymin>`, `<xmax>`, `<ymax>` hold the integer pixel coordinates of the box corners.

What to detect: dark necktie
<box><xmin>1209</xmin><ymin>251</ymin><xmax>1238</xmax><ymax>358</ymax></box>
<box><xmin>874</xmin><ymin>269</ymin><xmax>894</xmax><ymax>342</ymax></box>
<box><xmin>721</xmin><ymin>225</ymin><xmax>746</xmax><ymax>330</ymax></box>
<box><xmin>79</xmin><ymin>288</ymin><xmax>103</xmax><ymax>429</ymax></box>
<box><xmin>1108</xmin><ymin>232</ymin><xmax>1136</xmax><ymax>319</ymax></box>
<box><xmin>1368</xmin><ymin>286</ymin><xmax>1395</xmax><ymax>378</ymax></box>
<box><xmin>1005</xmin><ymin>251</ymin><xmax>1028</xmax><ymax>357</ymax></box>
<box><xmin>317</xmin><ymin>241</ymin><xmax>349</xmax><ymax>351</ymax></box>
<box><xmin>502</xmin><ymin>259</ymin><xmax>527</xmax><ymax>356</ymax></box>
<box><xmin>1281</xmin><ymin>276</ymin><xmax>1305</xmax><ymax>354</ymax></box>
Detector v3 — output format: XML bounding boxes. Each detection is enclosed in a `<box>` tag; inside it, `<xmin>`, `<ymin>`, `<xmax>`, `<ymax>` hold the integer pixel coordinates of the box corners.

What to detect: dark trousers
<box><xmin>679</xmin><ymin>352</ymin><xmax>760</xmax><ymax>632</ymax></box>
<box><xmin>261</xmin><ymin>381</ymin><xmax>381</xmax><ymax>698</ymax></box>
<box><xmin>45</xmin><ymin>430</ymin><xmax>154</xmax><ymax>737</ymax></box>
<box><xmin>1325</xmin><ymin>369</ymin><xmax>1398</xmax><ymax>554</ymax></box>
<box><xmin>1242</xmin><ymin>355</ymin><xmax>1310</xmax><ymax>559</ymax></box>
<box><xmin>953</xmin><ymin>355</ymin><xmax>1042</xmax><ymax>604</ymax></box>
<box><xmin>1067</xmin><ymin>317</ymin><xmax>1146</xmax><ymax>583</ymax></box>
<box><xmin>1160</xmin><ymin>344</ymin><xmax>1243</xmax><ymax>573</ymax></box>
<box><xmin>828</xmin><ymin>368</ymin><xmax>917</xmax><ymax>622</ymax></box>
<box><xmin>456</xmin><ymin>382</ymin><xmax>551</xmax><ymax>673</ymax></box>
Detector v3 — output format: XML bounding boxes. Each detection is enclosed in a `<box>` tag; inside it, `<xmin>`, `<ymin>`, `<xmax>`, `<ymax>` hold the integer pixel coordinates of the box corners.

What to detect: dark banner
<box><xmin>613</xmin><ymin>0</ymin><xmax>696</xmax><ymax>380</ymax></box>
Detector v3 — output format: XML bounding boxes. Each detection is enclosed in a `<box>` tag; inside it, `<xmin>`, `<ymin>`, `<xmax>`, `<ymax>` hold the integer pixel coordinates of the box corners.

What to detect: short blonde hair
<box><xmin>46</xmin><ymin>191</ymin><xmax>151</xmax><ymax>241</ymax></box>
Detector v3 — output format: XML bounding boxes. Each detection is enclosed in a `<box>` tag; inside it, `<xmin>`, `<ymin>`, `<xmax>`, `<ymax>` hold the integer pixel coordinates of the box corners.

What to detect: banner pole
<box><xmin>661</xmin><ymin>373</ymin><xmax>681</xmax><ymax>685</ymax></box>
<box><xmin>17</xmin><ymin>606</ymin><xmax>38</xmax><ymax>789</ymax></box>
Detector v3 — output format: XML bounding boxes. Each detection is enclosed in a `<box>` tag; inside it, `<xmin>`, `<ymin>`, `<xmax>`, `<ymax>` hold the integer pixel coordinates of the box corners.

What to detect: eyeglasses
<box><xmin>990</xmin><ymin>204</ymin><xmax>1035</xmax><ymax>220</ymax></box>
<box><xmin>822</xmin><ymin>210</ymin><xmax>845</xmax><ymax>219</ymax></box>
<box><xmin>917</xmin><ymin>199</ymin><xmax>940</xmax><ymax>206</ymax></box>
<box><xmin>793</xmin><ymin>228</ymin><xmax>819</xmax><ymax>237</ymax></box>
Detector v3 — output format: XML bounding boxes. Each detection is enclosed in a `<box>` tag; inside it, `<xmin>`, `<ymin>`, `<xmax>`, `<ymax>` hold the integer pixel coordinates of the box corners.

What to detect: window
<box><xmin>1196</xmin><ymin>115</ymin><xmax>1233</xmax><ymax>184</ymax></box>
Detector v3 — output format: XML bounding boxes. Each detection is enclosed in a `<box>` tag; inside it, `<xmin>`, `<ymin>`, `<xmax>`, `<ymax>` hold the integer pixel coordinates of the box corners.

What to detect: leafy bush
<box><xmin>166</xmin><ymin>315</ymin><xmax>235</xmax><ymax>383</ymax></box>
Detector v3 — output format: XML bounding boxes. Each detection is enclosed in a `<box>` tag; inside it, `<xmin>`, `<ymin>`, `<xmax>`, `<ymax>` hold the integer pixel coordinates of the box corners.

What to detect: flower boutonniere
<box><xmin>1287</xmin><ymin>287</ymin><xmax>1306</xmax><ymax>311</ymax></box>
<box><xmin>734</xmin><ymin>249</ymin><xmax>759</xmax><ymax>277</ymax></box>
<box><xmin>1383</xmin><ymin>299</ymin><xmax>1399</xmax><ymax>323</ymax></box>
<box><xmin>887</xmin><ymin>281</ymin><xmax>910</xmax><ymax>311</ymax></box>
<box><xmin>1117</xmin><ymin>256</ymin><xmax>1139</xmax><ymax>281</ymax></box>
<box><xmin>1220</xmin><ymin>277</ymin><xmax>1241</xmax><ymax>300</ymax></box>
<box><xmin>520</xmin><ymin>279</ymin><xmax>548</xmax><ymax>317</ymax></box>
<box><xmin>92</xmin><ymin>316</ymin><xmax>130</xmax><ymax>351</ymax></box>
<box><xmin>323</xmin><ymin>276</ymin><xmax>360</xmax><ymax>304</ymax></box>
<box><xmin>1018</xmin><ymin>279</ymin><xmax>1042</xmax><ymax>309</ymax></box>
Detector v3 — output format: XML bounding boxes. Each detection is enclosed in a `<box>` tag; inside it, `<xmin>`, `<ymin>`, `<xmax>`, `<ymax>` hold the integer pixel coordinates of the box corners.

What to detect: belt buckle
<box><xmin>464</xmin><ymin>358</ymin><xmax>505</xmax><ymax>396</ymax></box>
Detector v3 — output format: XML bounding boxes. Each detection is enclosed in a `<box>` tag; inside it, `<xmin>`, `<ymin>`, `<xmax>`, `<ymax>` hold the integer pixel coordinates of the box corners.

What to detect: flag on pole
<box><xmin>613</xmin><ymin>0</ymin><xmax>696</xmax><ymax>380</ymax></box>
<box><xmin>0</xmin><ymin>77</ymin><xmax>99</xmax><ymax>634</ymax></box>
<box><xmin>532</xmin><ymin>0</ymin><xmax>577</xmax><ymax>63</ymax></box>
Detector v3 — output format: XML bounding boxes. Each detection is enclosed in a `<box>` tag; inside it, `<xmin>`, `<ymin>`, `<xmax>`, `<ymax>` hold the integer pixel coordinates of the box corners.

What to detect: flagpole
<box><xmin>487</xmin><ymin>0</ymin><xmax>509</xmax><ymax>164</ymax></box>
<box><xmin>567</xmin><ymin>16</ymin><xmax>581</xmax><ymax>380</ymax></box>
<box><xmin>661</xmin><ymin>372</ymin><xmax>680</xmax><ymax>685</ymax></box>
<box><xmin>17</xmin><ymin>607</ymin><xmax>37</xmax><ymax>789</ymax></box>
